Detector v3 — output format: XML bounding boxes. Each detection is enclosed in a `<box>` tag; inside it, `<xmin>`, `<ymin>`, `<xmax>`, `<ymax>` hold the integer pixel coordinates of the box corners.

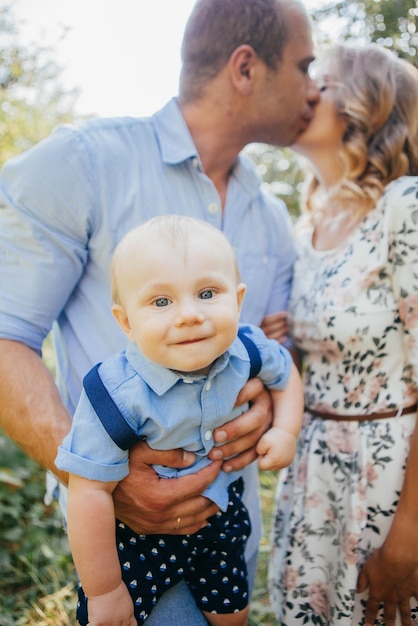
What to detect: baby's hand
<box><xmin>256</xmin><ymin>427</ymin><xmax>297</xmax><ymax>471</ymax></box>
<box><xmin>87</xmin><ymin>580</ymin><xmax>137</xmax><ymax>626</ymax></box>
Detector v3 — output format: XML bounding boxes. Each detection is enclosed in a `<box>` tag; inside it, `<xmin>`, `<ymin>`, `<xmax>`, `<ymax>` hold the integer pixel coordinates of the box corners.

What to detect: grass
<box><xmin>0</xmin><ymin>434</ymin><xmax>77</xmax><ymax>625</ymax></box>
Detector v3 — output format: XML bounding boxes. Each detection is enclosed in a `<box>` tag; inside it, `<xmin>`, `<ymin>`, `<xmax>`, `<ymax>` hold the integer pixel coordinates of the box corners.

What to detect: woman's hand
<box><xmin>357</xmin><ymin>409</ymin><xmax>418</xmax><ymax>626</ymax></box>
<box><xmin>357</xmin><ymin>535</ymin><xmax>418</xmax><ymax>626</ymax></box>
<box><xmin>113</xmin><ymin>443</ymin><xmax>221</xmax><ymax>535</ymax></box>
<box><xmin>260</xmin><ymin>311</ymin><xmax>289</xmax><ymax>344</ymax></box>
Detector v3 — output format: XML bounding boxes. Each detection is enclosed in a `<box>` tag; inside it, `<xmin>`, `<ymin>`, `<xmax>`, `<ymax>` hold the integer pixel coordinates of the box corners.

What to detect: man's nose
<box><xmin>307</xmin><ymin>75</ymin><xmax>320</xmax><ymax>106</ymax></box>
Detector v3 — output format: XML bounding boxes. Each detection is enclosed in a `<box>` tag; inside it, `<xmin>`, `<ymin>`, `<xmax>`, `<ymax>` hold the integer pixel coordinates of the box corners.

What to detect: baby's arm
<box><xmin>256</xmin><ymin>362</ymin><xmax>304</xmax><ymax>471</ymax></box>
<box><xmin>67</xmin><ymin>474</ymin><xmax>137</xmax><ymax>626</ymax></box>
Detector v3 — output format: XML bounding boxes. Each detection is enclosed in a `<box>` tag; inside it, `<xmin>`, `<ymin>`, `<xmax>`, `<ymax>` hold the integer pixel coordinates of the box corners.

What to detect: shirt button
<box><xmin>204</xmin><ymin>430</ymin><xmax>212</xmax><ymax>441</ymax></box>
<box><xmin>192</xmin><ymin>157</ymin><xmax>199</xmax><ymax>168</ymax></box>
<box><xmin>205</xmin><ymin>381</ymin><xmax>211</xmax><ymax>391</ymax></box>
<box><xmin>208</xmin><ymin>202</ymin><xmax>219</xmax><ymax>214</ymax></box>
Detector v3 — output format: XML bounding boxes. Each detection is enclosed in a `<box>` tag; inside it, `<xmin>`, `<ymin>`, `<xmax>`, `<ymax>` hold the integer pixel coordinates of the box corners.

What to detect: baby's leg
<box><xmin>186</xmin><ymin>480</ymin><xmax>251</xmax><ymax>626</ymax></box>
<box><xmin>203</xmin><ymin>605</ymin><xmax>249</xmax><ymax>626</ymax></box>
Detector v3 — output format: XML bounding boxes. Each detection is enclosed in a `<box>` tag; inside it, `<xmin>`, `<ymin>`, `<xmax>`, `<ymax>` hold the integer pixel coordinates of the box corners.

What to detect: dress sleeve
<box><xmin>0</xmin><ymin>125</ymin><xmax>95</xmax><ymax>352</ymax></box>
<box><xmin>386</xmin><ymin>177</ymin><xmax>418</xmax><ymax>388</ymax></box>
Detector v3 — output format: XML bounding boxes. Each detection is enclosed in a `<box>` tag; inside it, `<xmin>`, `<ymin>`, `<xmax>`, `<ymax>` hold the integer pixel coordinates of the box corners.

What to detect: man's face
<box><xmin>252</xmin><ymin>4</ymin><xmax>319</xmax><ymax>146</ymax></box>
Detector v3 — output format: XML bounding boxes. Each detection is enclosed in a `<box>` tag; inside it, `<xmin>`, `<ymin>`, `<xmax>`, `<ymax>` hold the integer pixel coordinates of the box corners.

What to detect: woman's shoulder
<box><xmin>379</xmin><ymin>175</ymin><xmax>418</xmax><ymax>236</ymax></box>
<box><xmin>382</xmin><ymin>175</ymin><xmax>418</xmax><ymax>205</ymax></box>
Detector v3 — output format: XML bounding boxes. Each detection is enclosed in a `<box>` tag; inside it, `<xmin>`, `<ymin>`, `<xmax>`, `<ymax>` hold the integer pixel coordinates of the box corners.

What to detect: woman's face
<box><xmin>292</xmin><ymin>61</ymin><xmax>347</xmax><ymax>156</ymax></box>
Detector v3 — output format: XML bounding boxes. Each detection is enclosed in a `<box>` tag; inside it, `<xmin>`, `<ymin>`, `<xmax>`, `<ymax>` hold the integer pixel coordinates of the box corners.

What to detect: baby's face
<box><xmin>114</xmin><ymin>233</ymin><xmax>246</xmax><ymax>375</ymax></box>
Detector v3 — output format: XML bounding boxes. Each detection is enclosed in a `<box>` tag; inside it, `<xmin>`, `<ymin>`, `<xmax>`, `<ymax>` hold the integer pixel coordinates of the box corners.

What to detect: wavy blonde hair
<box><xmin>304</xmin><ymin>43</ymin><xmax>418</xmax><ymax>218</ymax></box>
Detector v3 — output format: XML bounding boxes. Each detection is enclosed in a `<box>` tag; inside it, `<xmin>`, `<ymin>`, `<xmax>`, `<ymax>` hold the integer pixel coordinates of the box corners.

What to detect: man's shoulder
<box><xmin>71</xmin><ymin>99</ymin><xmax>178</xmax><ymax>141</ymax></box>
<box><xmin>65</xmin><ymin>113</ymin><xmax>155</xmax><ymax>142</ymax></box>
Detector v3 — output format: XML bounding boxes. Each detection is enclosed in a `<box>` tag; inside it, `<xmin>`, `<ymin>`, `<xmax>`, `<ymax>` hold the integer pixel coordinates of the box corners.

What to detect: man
<box><xmin>0</xmin><ymin>0</ymin><xmax>318</xmax><ymax>623</ymax></box>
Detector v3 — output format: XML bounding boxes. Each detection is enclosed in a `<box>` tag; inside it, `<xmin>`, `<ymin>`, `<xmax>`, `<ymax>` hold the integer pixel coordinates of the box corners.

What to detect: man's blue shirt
<box><xmin>0</xmin><ymin>97</ymin><xmax>296</xmax><ymax>556</ymax></box>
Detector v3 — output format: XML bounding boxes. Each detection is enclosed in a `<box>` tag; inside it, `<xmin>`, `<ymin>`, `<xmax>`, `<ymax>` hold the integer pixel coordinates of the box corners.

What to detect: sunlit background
<box><xmin>12</xmin><ymin>0</ymin><xmax>325</xmax><ymax>118</ymax></box>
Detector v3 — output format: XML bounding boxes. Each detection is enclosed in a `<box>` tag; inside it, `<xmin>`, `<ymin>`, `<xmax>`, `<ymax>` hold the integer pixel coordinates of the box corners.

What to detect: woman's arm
<box><xmin>358</xmin><ymin>397</ymin><xmax>418</xmax><ymax>626</ymax></box>
<box><xmin>358</xmin><ymin>184</ymin><xmax>418</xmax><ymax>626</ymax></box>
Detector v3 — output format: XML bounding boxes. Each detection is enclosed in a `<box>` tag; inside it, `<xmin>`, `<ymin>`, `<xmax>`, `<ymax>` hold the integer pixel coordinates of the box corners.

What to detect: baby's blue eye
<box><xmin>155</xmin><ymin>297</ymin><xmax>170</xmax><ymax>307</ymax></box>
<box><xmin>199</xmin><ymin>289</ymin><xmax>213</xmax><ymax>300</ymax></box>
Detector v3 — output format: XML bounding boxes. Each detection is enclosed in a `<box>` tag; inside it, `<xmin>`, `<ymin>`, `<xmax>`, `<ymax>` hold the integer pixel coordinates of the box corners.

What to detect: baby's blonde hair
<box><xmin>111</xmin><ymin>215</ymin><xmax>241</xmax><ymax>305</ymax></box>
<box><xmin>304</xmin><ymin>43</ymin><xmax>418</xmax><ymax>219</ymax></box>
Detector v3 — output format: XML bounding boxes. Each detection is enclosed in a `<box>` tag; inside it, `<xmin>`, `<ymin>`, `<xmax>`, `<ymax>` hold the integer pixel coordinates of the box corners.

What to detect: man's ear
<box><xmin>111</xmin><ymin>303</ymin><xmax>133</xmax><ymax>340</ymax></box>
<box><xmin>229</xmin><ymin>45</ymin><xmax>258</xmax><ymax>95</ymax></box>
<box><xmin>236</xmin><ymin>282</ymin><xmax>247</xmax><ymax>313</ymax></box>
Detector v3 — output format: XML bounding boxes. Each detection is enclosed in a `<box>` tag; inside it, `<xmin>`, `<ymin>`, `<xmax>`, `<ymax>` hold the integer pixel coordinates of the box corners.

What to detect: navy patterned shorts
<box><xmin>76</xmin><ymin>478</ymin><xmax>251</xmax><ymax>624</ymax></box>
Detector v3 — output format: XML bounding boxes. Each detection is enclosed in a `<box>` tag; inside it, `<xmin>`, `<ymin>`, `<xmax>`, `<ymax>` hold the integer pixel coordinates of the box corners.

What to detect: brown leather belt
<box><xmin>305</xmin><ymin>403</ymin><xmax>417</xmax><ymax>422</ymax></box>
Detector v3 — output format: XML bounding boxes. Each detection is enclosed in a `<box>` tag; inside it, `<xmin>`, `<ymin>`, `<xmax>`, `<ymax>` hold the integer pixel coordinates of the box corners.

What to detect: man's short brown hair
<box><xmin>180</xmin><ymin>0</ymin><xmax>293</xmax><ymax>102</ymax></box>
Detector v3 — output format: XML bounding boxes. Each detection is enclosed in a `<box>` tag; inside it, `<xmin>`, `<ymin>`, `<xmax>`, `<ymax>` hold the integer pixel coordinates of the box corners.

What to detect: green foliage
<box><xmin>310</xmin><ymin>0</ymin><xmax>418</xmax><ymax>64</ymax></box>
<box><xmin>245</xmin><ymin>144</ymin><xmax>305</xmax><ymax>219</ymax></box>
<box><xmin>0</xmin><ymin>4</ymin><xmax>79</xmax><ymax>166</ymax></box>
<box><xmin>0</xmin><ymin>432</ymin><xmax>76</xmax><ymax>624</ymax></box>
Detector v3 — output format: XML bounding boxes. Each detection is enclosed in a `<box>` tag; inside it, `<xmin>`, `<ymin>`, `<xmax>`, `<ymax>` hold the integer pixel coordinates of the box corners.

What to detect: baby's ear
<box><xmin>111</xmin><ymin>303</ymin><xmax>133</xmax><ymax>339</ymax></box>
<box><xmin>236</xmin><ymin>282</ymin><xmax>247</xmax><ymax>313</ymax></box>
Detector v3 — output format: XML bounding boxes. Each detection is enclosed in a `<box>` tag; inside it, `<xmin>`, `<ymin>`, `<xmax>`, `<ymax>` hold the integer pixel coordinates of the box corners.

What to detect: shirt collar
<box><xmin>152</xmin><ymin>98</ymin><xmax>262</xmax><ymax>199</ymax></box>
<box><xmin>152</xmin><ymin>98</ymin><xmax>199</xmax><ymax>165</ymax></box>
<box><xmin>125</xmin><ymin>336</ymin><xmax>249</xmax><ymax>396</ymax></box>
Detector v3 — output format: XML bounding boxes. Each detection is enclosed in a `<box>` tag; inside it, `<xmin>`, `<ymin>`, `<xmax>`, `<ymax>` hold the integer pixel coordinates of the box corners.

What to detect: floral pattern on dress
<box><xmin>268</xmin><ymin>176</ymin><xmax>418</xmax><ymax>625</ymax></box>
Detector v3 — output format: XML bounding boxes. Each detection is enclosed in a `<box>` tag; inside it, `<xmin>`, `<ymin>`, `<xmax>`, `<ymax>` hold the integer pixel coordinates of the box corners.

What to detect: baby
<box><xmin>56</xmin><ymin>215</ymin><xmax>303</xmax><ymax>626</ymax></box>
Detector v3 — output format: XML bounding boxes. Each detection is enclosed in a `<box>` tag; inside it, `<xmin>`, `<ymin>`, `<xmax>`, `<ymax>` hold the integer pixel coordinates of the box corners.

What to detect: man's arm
<box><xmin>0</xmin><ymin>340</ymin><xmax>71</xmax><ymax>483</ymax></box>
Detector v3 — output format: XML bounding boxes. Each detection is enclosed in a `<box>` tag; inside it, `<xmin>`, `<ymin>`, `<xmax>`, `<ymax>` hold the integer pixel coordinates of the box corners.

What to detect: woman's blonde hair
<box><xmin>304</xmin><ymin>43</ymin><xmax>418</xmax><ymax>218</ymax></box>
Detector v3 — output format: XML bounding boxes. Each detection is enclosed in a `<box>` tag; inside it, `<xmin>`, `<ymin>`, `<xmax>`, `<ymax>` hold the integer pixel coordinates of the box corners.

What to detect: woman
<box><xmin>268</xmin><ymin>43</ymin><xmax>418</xmax><ymax>626</ymax></box>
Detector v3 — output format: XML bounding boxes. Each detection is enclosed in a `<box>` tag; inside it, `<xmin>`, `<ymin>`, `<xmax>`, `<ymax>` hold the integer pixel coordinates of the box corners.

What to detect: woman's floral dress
<box><xmin>268</xmin><ymin>176</ymin><xmax>418</xmax><ymax>625</ymax></box>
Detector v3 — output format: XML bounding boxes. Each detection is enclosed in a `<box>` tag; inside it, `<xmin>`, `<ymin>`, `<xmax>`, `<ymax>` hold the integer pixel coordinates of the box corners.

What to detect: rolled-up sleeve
<box><xmin>0</xmin><ymin>126</ymin><xmax>94</xmax><ymax>352</ymax></box>
<box><xmin>55</xmin><ymin>390</ymin><xmax>129</xmax><ymax>481</ymax></box>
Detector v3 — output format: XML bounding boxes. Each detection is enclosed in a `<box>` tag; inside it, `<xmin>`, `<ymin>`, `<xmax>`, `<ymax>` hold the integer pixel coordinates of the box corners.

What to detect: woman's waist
<box><xmin>304</xmin><ymin>402</ymin><xmax>417</xmax><ymax>422</ymax></box>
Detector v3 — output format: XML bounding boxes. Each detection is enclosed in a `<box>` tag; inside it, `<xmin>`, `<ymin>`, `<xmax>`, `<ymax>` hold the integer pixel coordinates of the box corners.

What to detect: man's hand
<box><xmin>113</xmin><ymin>442</ymin><xmax>221</xmax><ymax>535</ymax></box>
<box><xmin>113</xmin><ymin>377</ymin><xmax>273</xmax><ymax>534</ymax></box>
<box><xmin>209</xmin><ymin>377</ymin><xmax>273</xmax><ymax>472</ymax></box>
